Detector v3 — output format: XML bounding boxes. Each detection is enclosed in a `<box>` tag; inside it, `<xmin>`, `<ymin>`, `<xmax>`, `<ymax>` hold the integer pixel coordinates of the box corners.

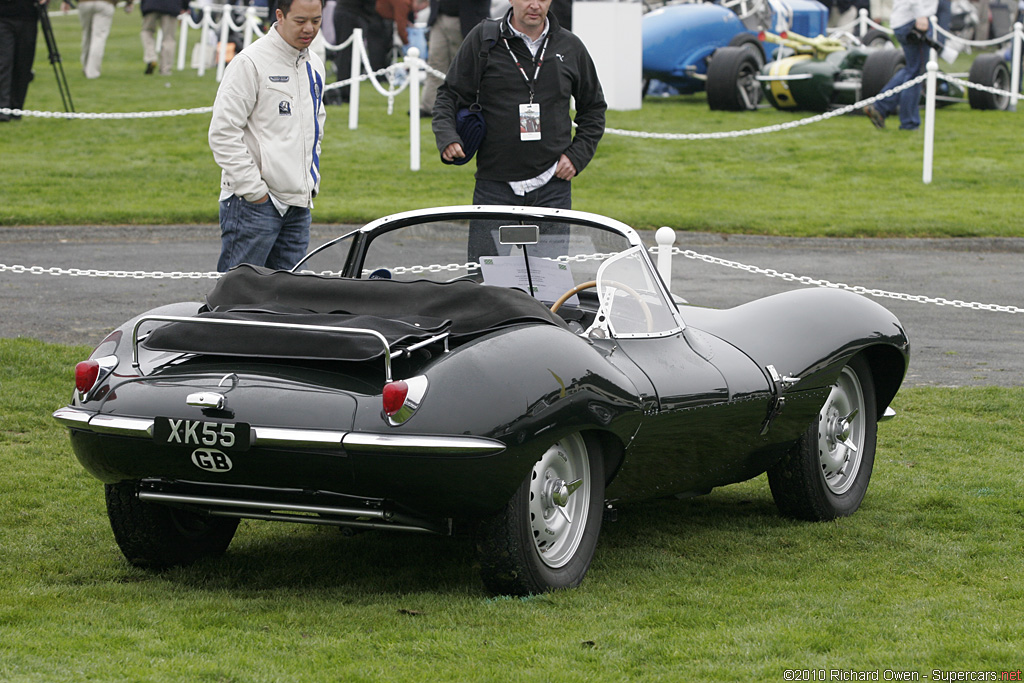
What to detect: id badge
<box><xmin>519</xmin><ymin>103</ymin><xmax>541</xmax><ymax>141</ymax></box>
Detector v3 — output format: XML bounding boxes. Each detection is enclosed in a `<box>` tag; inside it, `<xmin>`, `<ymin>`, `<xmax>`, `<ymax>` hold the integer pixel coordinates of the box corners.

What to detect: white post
<box><xmin>243</xmin><ymin>7</ymin><xmax>255</xmax><ymax>48</ymax></box>
<box><xmin>198</xmin><ymin>6</ymin><xmax>211</xmax><ymax>77</ymax></box>
<box><xmin>176</xmin><ymin>13</ymin><xmax>188</xmax><ymax>72</ymax></box>
<box><xmin>348</xmin><ymin>28</ymin><xmax>363</xmax><ymax>130</ymax></box>
<box><xmin>858</xmin><ymin>8</ymin><xmax>868</xmax><ymax>40</ymax></box>
<box><xmin>407</xmin><ymin>47</ymin><xmax>421</xmax><ymax>172</ymax></box>
<box><xmin>655</xmin><ymin>226</ymin><xmax>676</xmax><ymax>289</ymax></box>
<box><xmin>928</xmin><ymin>15</ymin><xmax>938</xmax><ymax>63</ymax></box>
<box><xmin>1011</xmin><ymin>22</ymin><xmax>1022</xmax><ymax>112</ymax></box>
<box><xmin>216</xmin><ymin>7</ymin><xmax>231</xmax><ymax>82</ymax></box>
<box><xmin>922</xmin><ymin>60</ymin><xmax>938</xmax><ymax>184</ymax></box>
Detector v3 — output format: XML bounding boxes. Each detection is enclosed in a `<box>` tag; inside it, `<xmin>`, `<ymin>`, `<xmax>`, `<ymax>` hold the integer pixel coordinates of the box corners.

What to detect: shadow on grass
<box><xmin>122</xmin><ymin>482</ymin><xmax>793</xmax><ymax>598</ymax></box>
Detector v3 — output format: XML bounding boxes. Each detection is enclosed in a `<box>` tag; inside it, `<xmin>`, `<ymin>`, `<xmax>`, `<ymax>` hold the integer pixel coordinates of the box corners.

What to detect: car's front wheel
<box><xmin>768</xmin><ymin>355</ymin><xmax>878</xmax><ymax>521</ymax></box>
<box><xmin>105</xmin><ymin>481</ymin><xmax>239</xmax><ymax>569</ymax></box>
<box><xmin>476</xmin><ymin>432</ymin><xmax>604</xmax><ymax>596</ymax></box>
<box><xmin>707</xmin><ymin>46</ymin><xmax>764</xmax><ymax>111</ymax></box>
<box><xmin>968</xmin><ymin>53</ymin><xmax>1012</xmax><ymax>110</ymax></box>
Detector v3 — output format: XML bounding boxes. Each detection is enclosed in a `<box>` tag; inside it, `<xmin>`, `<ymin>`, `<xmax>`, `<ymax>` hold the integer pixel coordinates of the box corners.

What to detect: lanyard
<box><xmin>502</xmin><ymin>34</ymin><xmax>549</xmax><ymax>104</ymax></box>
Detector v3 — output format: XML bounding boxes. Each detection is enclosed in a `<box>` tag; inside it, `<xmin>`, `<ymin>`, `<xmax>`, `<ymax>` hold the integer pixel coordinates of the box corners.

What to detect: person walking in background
<box><xmin>432</xmin><ymin>0</ymin><xmax>605</xmax><ymax>209</ymax></box>
<box><xmin>59</xmin><ymin>0</ymin><xmax>131</xmax><ymax>79</ymax></box>
<box><xmin>419</xmin><ymin>0</ymin><xmax>489</xmax><ymax>117</ymax></box>
<box><xmin>862</xmin><ymin>0</ymin><xmax>936</xmax><ymax>130</ymax></box>
<box><xmin>0</xmin><ymin>0</ymin><xmax>46</xmax><ymax>120</ymax></box>
<box><xmin>141</xmin><ymin>0</ymin><xmax>188</xmax><ymax>75</ymax></box>
<box><xmin>328</xmin><ymin>0</ymin><xmax>389</xmax><ymax>103</ymax></box>
<box><xmin>208</xmin><ymin>0</ymin><xmax>326</xmax><ymax>272</ymax></box>
<box><xmin>375</xmin><ymin>0</ymin><xmax>428</xmax><ymax>54</ymax></box>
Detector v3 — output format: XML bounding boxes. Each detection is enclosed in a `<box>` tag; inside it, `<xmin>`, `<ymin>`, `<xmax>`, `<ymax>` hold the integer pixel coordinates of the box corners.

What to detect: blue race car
<box><xmin>642</xmin><ymin>0</ymin><xmax>829</xmax><ymax>109</ymax></box>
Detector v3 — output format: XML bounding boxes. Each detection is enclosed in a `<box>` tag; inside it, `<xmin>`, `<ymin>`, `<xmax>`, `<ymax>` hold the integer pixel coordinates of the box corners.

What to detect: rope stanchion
<box><xmin>349</xmin><ymin>28</ymin><xmax>363</xmax><ymax>130</ymax></box>
<box><xmin>924</xmin><ymin>61</ymin><xmax>938</xmax><ymax>184</ymax></box>
<box><xmin>407</xmin><ymin>47</ymin><xmax>422</xmax><ymax>172</ymax></box>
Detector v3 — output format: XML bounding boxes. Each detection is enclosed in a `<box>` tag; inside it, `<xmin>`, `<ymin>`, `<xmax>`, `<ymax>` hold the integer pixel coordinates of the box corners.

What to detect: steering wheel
<box><xmin>550</xmin><ymin>280</ymin><xmax>655</xmax><ymax>333</ymax></box>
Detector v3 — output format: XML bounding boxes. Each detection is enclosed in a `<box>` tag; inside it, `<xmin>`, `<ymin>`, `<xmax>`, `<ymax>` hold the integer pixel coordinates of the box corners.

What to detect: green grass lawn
<box><xmin>1</xmin><ymin>10</ymin><xmax>1022</xmax><ymax>235</ymax></box>
<box><xmin>2</xmin><ymin>13</ymin><xmax>1023</xmax><ymax>681</ymax></box>
<box><xmin>2</xmin><ymin>339</ymin><xmax>1023</xmax><ymax>682</ymax></box>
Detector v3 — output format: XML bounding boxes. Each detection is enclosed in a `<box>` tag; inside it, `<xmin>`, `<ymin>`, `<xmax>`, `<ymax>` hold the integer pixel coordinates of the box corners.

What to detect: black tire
<box><xmin>707</xmin><ymin>46</ymin><xmax>764</xmax><ymax>111</ymax></box>
<box><xmin>105</xmin><ymin>481</ymin><xmax>239</xmax><ymax>569</ymax></box>
<box><xmin>861</xmin><ymin>48</ymin><xmax>906</xmax><ymax>100</ymax></box>
<box><xmin>968</xmin><ymin>53</ymin><xmax>1011</xmax><ymax>110</ymax></box>
<box><xmin>728</xmin><ymin>32</ymin><xmax>767</xmax><ymax>62</ymax></box>
<box><xmin>475</xmin><ymin>432</ymin><xmax>605</xmax><ymax>596</ymax></box>
<box><xmin>860</xmin><ymin>28</ymin><xmax>893</xmax><ymax>48</ymax></box>
<box><xmin>767</xmin><ymin>355</ymin><xmax>878</xmax><ymax>521</ymax></box>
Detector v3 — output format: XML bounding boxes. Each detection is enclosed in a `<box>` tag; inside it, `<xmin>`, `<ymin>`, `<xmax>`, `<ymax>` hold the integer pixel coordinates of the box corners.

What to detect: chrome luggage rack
<box><xmin>131</xmin><ymin>315</ymin><xmax>450</xmax><ymax>382</ymax></box>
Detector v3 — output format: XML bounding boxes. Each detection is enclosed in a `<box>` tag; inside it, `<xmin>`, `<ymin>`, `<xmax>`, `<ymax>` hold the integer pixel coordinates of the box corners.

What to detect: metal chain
<box><xmin>670</xmin><ymin>248</ymin><xmax>1023</xmax><ymax>313</ymax></box>
<box><xmin>5</xmin><ymin>244</ymin><xmax>1019</xmax><ymax>313</ymax></box>
<box><xmin>0</xmin><ymin>264</ymin><xmax>222</xmax><ymax>279</ymax></box>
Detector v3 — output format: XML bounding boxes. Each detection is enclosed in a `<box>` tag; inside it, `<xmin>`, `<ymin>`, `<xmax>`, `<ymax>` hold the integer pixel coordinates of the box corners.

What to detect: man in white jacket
<box><xmin>209</xmin><ymin>0</ymin><xmax>327</xmax><ymax>272</ymax></box>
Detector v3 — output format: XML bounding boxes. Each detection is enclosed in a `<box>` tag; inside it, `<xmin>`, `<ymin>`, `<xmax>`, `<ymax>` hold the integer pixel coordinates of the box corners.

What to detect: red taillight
<box><xmin>382</xmin><ymin>380</ymin><xmax>409</xmax><ymax>416</ymax></box>
<box><xmin>75</xmin><ymin>360</ymin><xmax>100</xmax><ymax>393</ymax></box>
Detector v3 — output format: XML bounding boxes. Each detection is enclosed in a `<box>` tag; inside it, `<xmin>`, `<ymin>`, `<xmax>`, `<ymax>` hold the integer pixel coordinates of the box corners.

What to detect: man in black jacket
<box><xmin>432</xmin><ymin>0</ymin><xmax>605</xmax><ymax>212</ymax></box>
<box><xmin>0</xmin><ymin>0</ymin><xmax>46</xmax><ymax>121</ymax></box>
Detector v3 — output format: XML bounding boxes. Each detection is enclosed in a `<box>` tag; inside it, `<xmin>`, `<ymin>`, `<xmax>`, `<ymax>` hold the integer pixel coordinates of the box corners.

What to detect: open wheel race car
<box><xmin>54</xmin><ymin>206</ymin><xmax>910</xmax><ymax>596</ymax></box>
<box><xmin>708</xmin><ymin>28</ymin><xmax>1017</xmax><ymax>111</ymax></box>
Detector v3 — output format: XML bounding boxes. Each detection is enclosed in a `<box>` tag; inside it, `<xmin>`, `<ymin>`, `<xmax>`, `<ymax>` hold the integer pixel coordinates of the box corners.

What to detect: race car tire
<box><xmin>476</xmin><ymin>432</ymin><xmax>605</xmax><ymax>596</ymax></box>
<box><xmin>861</xmin><ymin>48</ymin><xmax>906</xmax><ymax>100</ymax></box>
<box><xmin>728</xmin><ymin>32</ymin><xmax>767</xmax><ymax>62</ymax></box>
<box><xmin>767</xmin><ymin>354</ymin><xmax>878</xmax><ymax>521</ymax></box>
<box><xmin>860</xmin><ymin>28</ymin><xmax>893</xmax><ymax>48</ymax></box>
<box><xmin>105</xmin><ymin>481</ymin><xmax>239</xmax><ymax>569</ymax></box>
<box><xmin>968</xmin><ymin>53</ymin><xmax>1011</xmax><ymax>110</ymax></box>
<box><xmin>707</xmin><ymin>46</ymin><xmax>764</xmax><ymax>111</ymax></box>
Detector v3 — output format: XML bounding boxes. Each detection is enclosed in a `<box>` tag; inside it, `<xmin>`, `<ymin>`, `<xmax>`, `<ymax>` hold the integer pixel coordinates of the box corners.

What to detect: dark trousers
<box><xmin>0</xmin><ymin>17</ymin><xmax>38</xmax><ymax>119</ymax></box>
<box><xmin>330</xmin><ymin>8</ymin><xmax>391</xmax><ymax>102</ymax></box>
<box><xmin>468</xmin><ymin>177</ymin><xmax>572</xmax><ymax>261</ymax></box>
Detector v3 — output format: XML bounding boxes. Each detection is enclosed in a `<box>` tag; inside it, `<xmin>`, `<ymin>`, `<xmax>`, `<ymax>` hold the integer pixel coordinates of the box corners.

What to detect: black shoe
<box><xmin>145</xmin><ymin>61</ymin><xmax>157</xmax><ymax>75</ymax></box>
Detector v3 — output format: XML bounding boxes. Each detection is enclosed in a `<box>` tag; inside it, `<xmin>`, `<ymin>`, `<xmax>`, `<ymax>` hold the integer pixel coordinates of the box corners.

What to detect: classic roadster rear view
<box><xmin>54</xmin><ymin>206</ymin><xmax>910</xmax><ymax>595</ymax></box>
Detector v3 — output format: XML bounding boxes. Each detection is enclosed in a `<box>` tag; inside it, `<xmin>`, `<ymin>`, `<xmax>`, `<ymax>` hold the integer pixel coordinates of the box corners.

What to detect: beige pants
<box><xmin>141</xmin><ymin>12</ymin><xmax>178</xmax><ymax>76</ymax></box>
<box><xmin>78</xmin><ymin>0</ymin><xmax>114</xmax><ymax>79</ymax></box>
<box><xmin>421</xmin><ymin>14</ymin><xmax>463</xmax><ymax>113</ymax></box>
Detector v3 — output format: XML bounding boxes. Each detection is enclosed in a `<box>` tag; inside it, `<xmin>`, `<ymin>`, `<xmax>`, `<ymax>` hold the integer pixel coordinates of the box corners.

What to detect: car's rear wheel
<box><xmin>105</xmin><ymin>481</ymin><xmax>239</xmax><ymax>568</ymax></box>
<box><xmin>861</xmin><ymin>49</ymin><xmax>906</xmax><ymax>100</ymax></box>
<box><xmin>707</xmin><ymin>46</ymin><xmax>764</xmax><ymax>111</ymax></box>
<box><xmin>476</xmin><ymin>432</ymin><xmax>604</xmax><ymax>595</ymax></box>
<box><xmin>860</xmin><ymin>28</ymin><xmax>893</xmax><ymax>48</ymax></box>
<box><xmin>768</xmin><ymin>355</ymin><xmax>878</xmax><ymax>521</ymax></box>
<box><xmin>968</xmin><ymin>53</ymin><xmax>1012</xmax><ymax>110</ymax></box>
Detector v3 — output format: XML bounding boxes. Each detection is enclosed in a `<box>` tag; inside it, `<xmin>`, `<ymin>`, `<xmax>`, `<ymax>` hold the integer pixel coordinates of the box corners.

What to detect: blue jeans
<box><xmin>875</xmin><ymin>21</ymin><xmax>930</xmax><ymax>130</ymax></box>
<box><xmin>217</xmin><ymin>195</ymin><xmax>310</xmax><ymax>272</ymax></box>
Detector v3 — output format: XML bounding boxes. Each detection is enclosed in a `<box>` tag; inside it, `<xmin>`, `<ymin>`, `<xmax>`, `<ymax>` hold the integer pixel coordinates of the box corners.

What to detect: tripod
<box><xmin>36</xmin><ymin>2</ymin><xmax>74</xmax><ymax>113</ymax></box>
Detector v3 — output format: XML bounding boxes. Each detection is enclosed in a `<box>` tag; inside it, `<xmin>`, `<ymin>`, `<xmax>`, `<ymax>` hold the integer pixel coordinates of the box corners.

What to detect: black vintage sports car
<box><xmin>54</xmin><ymin>206</ymin><xmax>910</xmax><ymax>595</ymax></box>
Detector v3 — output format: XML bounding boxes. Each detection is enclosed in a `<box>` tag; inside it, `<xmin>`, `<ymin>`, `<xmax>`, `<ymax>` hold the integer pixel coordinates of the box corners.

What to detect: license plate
<box><xmin>153</xmin><ymin>417</ymin><xmax>251</xmax><ymax>452</ymax></box>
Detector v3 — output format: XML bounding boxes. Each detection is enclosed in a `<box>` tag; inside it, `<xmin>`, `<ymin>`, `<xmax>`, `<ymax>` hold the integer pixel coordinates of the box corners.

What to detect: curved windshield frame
<box><xmin>593</xmin><ymin>246</ymin><xmax>683</xmax><ymax>339</ymax></box>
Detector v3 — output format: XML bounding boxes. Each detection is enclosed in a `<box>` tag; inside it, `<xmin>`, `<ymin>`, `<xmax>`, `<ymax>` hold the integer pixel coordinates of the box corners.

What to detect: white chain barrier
<box><xmin>1</xmin><ymin>239</ymin><xmax>1020</xmax><ymax>313</ymax></box>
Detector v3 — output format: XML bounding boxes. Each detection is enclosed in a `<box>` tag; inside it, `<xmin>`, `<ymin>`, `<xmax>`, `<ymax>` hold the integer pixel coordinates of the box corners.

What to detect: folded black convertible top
<box><xmin>142</xmin><ymin>265</ymin><xmax>568</xmax><ymax>361</ymax></box>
